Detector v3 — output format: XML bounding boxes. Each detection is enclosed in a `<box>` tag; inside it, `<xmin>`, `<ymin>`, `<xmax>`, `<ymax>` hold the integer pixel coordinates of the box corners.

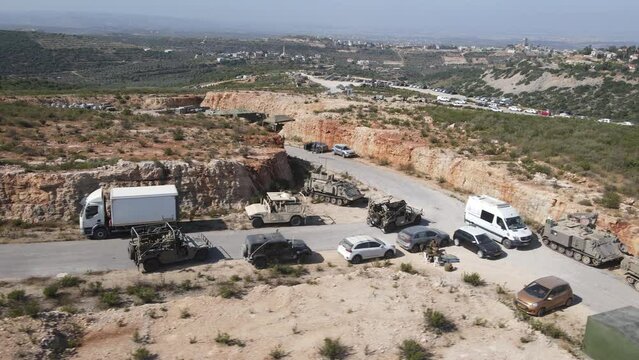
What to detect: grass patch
<box><xmin>217</xmin><ymin>281</ymin><xmax>242</xmax><ymax>299</ymax></box>
<box><xmin>2</xmin><ymin>289</ymin><xmax>40</xmax><ymax>318</ymax></box>
<box><xmin>98</xmin><ymin>290</ymin><xmax>122</xmax><ymax>309</ymax></box>
<box><xmin>270</xmin><ymin>264</ymin><xmax>309</xmax><ymax>278</ymax></box>
<box><xmin>399</xmin><ymin>263</ymin><xmax>418</xmax><ymax>274</ymax></box>
<box><xmin>424</xmin><ymin>308</ymin><xmax>456</xmax><ymax>334</ymax></box>
<box><xmin>131</xmin><ymin>347</ymin><xmax>156</xmax><ymax>360</ymax></box>
<box><xmin>269</xmin><ymin>345</ymin><xmax>289</xmax><ymax>359</ymax></box>
<box><xmin>318</xmin><ymin>337</ymin><xmax>351</xmax><ymax>360</ymax></box>
<box><xmin>126</xmin><ymin>283</ymin><xmax>158</xmax><ymax>304</ymax></box>
<box><xmin>462</xmin><ymin>272</ymin><xmax>485</xmax><ymax>286</ymax></box>
<box><xmin>57</xmin><ymin>275</ymin><xmax>84</xmax><ymax>288</ymax></box>
<box><xmin>43</xmin><ymin>284</ymin><xmax>60</xmax><ymax>299</ymax></box>
<box><xmin>398</xmin><ymin>339</ymin><xmax>431</xmax><ymax>360</ymax></box>
<box><xmin>214</xmin><ymin>332</ymin><xmax>245</xmax><ymax>347</ymax></box>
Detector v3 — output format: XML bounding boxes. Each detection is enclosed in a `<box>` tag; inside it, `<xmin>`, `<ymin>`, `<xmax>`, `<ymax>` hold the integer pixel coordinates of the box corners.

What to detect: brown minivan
<box><xmin>515</xmin><ymin>276</ymin><xmax>573</xmax><ymax>316</ymax></box>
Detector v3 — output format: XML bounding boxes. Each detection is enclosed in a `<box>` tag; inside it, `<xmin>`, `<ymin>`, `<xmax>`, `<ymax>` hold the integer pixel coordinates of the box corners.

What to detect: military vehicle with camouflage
<box><xmin>128</xmin><ymin>222</ymin><xmax>211</xmax><ymax>272</ymax></box>
<box><xmin>366</xmin><ymin>197</ymin><xmax>422</xmax><ymax>233</ymax></box>
<box><xmin>245</xmin><ymin>192</ymin><xmax>306</xmax><ymax>228</ymax></box>
<box><xmin>621</xmin><ymin>257</ymin><xmax>639</xmax><ymax>291</ymax></box>
<box><xmin>539</xmin><ymin>213</ymin><xmax>624</xmax><ymax>266</ymax></box>
<box><xmin>303</xmin><ymin>167</ymin><xmax>363</xmax><ymax>206</ymax></box>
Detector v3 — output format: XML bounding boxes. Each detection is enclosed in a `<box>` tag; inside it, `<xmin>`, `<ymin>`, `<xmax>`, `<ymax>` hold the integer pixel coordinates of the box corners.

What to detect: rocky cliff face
<box><xmin>142</xmin><ymin>95</ymin><xmax>205</xmax><ymax>110</ymax></box>
<box><xmin>0</xmin><ymin>152</ymin><xmax>292</xmax><ymax>223</ymax></box>
<box><xmin>282</xmin><ymin>118</ymin><xmax>639</xmax><ymax>254</ymax></box>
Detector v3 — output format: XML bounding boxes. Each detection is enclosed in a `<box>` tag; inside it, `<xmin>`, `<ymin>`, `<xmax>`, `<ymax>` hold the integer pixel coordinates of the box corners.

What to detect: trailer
<box><xmin>80</xmin><ymin>185</ymin><xmax>178</xmax><ymax>239</ymax></box>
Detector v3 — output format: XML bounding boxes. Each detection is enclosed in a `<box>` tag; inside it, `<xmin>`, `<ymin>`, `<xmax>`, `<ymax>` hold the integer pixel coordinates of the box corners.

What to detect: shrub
<box><xmin>218</xmin><ymin>282</ymin><xmax>242</xmax><ymax>299</ymax></box>
<box><xmin>43</xmin><ymin>284</ymin><xmax>60</xmax><ymax>299</ymax></box>
<box><xmin>180</xmin><ymin>309</ymin><xmax>191</xmax><ymax>319</ymax></box>
<box><xmin>172</xmin><ymin>128</ymin><xmax>185</xmax><ymax>141</ymax></box>
<box><xmin>597</xmin><ymin>190</ymin><xmax>621</xmax><ymax>209</ymax></box>
<box><xmin>530</xmin><ymin>320</ymin><xmax>570</xmax><ymax>341</ymax></box>
<box><xmin>7</xmin><ymin>289</ymin><xmax>26</xmax><ymax>302</ymax></box>
<box><xmin>578</xmin><ymin>199</ymin><xmax>592</xmax><ymax>206</ymax></box>
<box><xmin>270</xmin><ymin>264</ymin><xmax>309</xmax><ymax>278</ymax></box>
<box><xmin>269</xmin><ymin>345</ymin><xmax>288</xmax><ymax>359</ymax></box>
<box><xmin>99</xmin><ymin>290</ymin><xmax>122</xmax><ymax>308</ymax></box>
<box><xmin>215</xmin><ymin>332</ymin><xmax>245</xmax><ymax>347</ymax></box>
<box><xmin>131</xmin><ymin>347</ymin><xmax>155</xmax><ymax>360</ymax></box>
<box><xmin>127</xmin><ymin>284</ymin><xmax>158</xmax><ymax>304</ymax></box>
<box><xmin>400</xmin><ymin>263</ymin><xmax>417</xmax><ymax>274</ymax></box>
<box><xmin>462</xmin><ymin>272</ymin><xmax>485</xmax><ymax>286</ymax></box>
<box><xmin>318</xmin><ymin>338</ymin><xmax>350</xmax><ymax>360</ymax></box>
<box><xmin>424</xmin><ymin>308</ymin><xmax>456</xmax><ymax>333</ymax></box>
<box><xmin>83</xmin><ymin>281</ymin><xmax>104</xmax><ymax>296</ymax></box>
<box><xmin>398</xmin><ymin>339</ymin><xmax>431</xmax><ymax>360</ymax></box>
<box><xmin>57</xmin><ymin>275</ymin><xmax>84</xmax><ymax>288</ymax></box>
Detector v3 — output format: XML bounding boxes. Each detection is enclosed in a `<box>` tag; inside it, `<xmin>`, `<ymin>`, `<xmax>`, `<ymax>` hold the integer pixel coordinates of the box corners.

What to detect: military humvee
<box><xmin>540</xmin><ymin>213</ymin><xmax>623</xmax><ymax>267</ymax></box>
<box><xmin>128</xmin><ymin>222</ymin><xmax>211</xmax><ymax>272</ymax></box>
<box><xmin>245</xmin><ymin>192</ymin><xmax>306</xmax><ymax>228</ymax></box>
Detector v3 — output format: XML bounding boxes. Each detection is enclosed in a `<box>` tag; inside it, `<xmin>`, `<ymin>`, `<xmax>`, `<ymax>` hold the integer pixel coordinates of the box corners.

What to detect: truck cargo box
<box><xmin>110</xmin><ymin>185</ymin><xmax>178</xmax><ymax>227</ymax></box>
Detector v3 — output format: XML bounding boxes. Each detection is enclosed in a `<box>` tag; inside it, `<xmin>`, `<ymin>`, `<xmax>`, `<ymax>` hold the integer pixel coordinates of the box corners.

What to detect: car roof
<box><xmin>401</xmin><ymin>226</ymin><xmax>437</xmax><ymax>235</ymax></box>
<box><xmin>344</xmin><ymin>235</ymin><xmax>382</xmax><ymax>244</ymax></box>
<box><xmin>245</xmin><ymin>232</ymin><xmax>287</xmax><ymax>246</ymax></box>
<box><xmin>457</xmin><ymin>226</ymin><xmax>486</xmax><ymax>236</ymax></box>
<box><xmin>533</xmin><ymin>276</ymin><xmax>569</xmax><ymax>288</ymax></box>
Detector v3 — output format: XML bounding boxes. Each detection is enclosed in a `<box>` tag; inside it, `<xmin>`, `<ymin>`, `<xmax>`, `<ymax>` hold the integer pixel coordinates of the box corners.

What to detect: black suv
<box><xmin>242</xmin><ymin>232</ymin><xmax>313</xmax><ymax>269</ymax></box>
<box><xmin>453</xmin><ymin>226</ymin><xmax>503</xmax><ymax>259</ymax></box>
<box><xmin>303</xmin><ymin>141</ymin><xmax>329</xmax><ymax>153</ymax></box>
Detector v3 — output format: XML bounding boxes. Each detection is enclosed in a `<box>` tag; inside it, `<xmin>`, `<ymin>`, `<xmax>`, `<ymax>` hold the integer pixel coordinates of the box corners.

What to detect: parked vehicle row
<box><xmin>304</xmin><ymin>141</ymin><xmax>358</xmax><ymax>158</ymax></box>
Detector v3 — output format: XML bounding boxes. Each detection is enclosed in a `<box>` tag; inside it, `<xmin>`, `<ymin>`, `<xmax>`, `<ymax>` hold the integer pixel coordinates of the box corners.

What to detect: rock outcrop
<box><xmin>0</xmin><ymin>152</ymin><xmax>292</xmax><ymax>223</ymax></box>
<box><xmin>142</xmin><ymin>95</ymin><xmax>205</xmax><ymax>110</ymax></box>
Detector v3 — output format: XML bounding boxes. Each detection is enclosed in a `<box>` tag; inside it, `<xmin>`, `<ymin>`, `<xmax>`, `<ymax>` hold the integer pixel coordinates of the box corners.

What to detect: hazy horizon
<box><xmin>2</xmin><ymin>0</ymin><xmax>639</xmax><ymax>43</ymax></box>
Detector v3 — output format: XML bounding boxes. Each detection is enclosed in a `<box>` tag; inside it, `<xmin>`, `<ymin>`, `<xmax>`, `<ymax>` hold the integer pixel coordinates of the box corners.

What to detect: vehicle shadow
<box><xmin>304</xmin><ymin>252</ymin><xmax>326</xmax><ymax>265</ymax></box>
<box><xmin>517</xmin><ymin>233</ymin><xmax>542</xmax><ymax>251</ymax></box>
<box><xmin>147</xmin><ymin>247</ymin><xmax>231</xmax><ymax>274</ymax></box>
<box><xmin>349</xmin><ymin>197</ymin><xmax>369</xmax><ymax>209</ymax></box>
<box><xmin>179</xmin><ymin>219</ymin><xmax>228</xmax><ymax>232</ymax></box>
<box><xmin>304</xmin><ymin>216</ymin><xmax>332</xmax><ymax>226</ymax></box>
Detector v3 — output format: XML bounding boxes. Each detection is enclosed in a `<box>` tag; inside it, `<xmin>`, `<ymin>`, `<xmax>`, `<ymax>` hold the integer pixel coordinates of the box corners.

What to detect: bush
<box><xmin>424</xmin><ymin>308</ymin><xmax>456</xmax><ymax>333</ymax></box>
<box><xmin>270</xmin><ymin>264</ymin><xmax>309</xmax><ymax>278</ymax></box>
<box><xmin>214</xmin><ymin>332</ymin><xmax>245</xmax><ymax>347</ymax></box>
<box><xmin>462</xmin><ymin>272</ymin><xmax>485</xmax><ymax>286</ymax></box>
<box><xmin>597</xmin><ymin>190</ymin><xmax>621</xmax><ymax>209</ymax></box>
<box><xmin>7</xmin><ymin>289</ymin><xmax>26</xmax><ymax>302</ymax></box>
<box><xmin>269</xmin><ymin>345</ymin><xmax>288</xmax><ymax>359</ymax></box>
<box><xmin>400</xmin><ymin>263</ymin><xmax>417</xmax><ymax>274</ymax></box>
<box><xmin>172</xmin><ymin>128</ymin><xmax>185</xmax><ymax>141</ymax></box>
<box><xmin>99</xmin><ymin>290</ymin><xmax>122</xmax><ymax>308</ymax></box>
<box><xmin>126</xmin><ymin>284</ymin><xmax>158</xmax><ymax>304</ymax></box>
<box><xmin>57</xmin><ymin>275</ymin><xmax>84</xmax><ymax>288</ymax></box>
<box><xmin>131</xmin><ymin>347</ymin><xmax>155</xmax><ymax>360</ymax></box>
<box><xmin>218</xmin><ymin>282</ymin><xmax>242</xmax><ymax>299</ymax></box>
<box><xmin>530</xmin><ymin>320</ymin><xmax>570</xmax><ymax>341</ymax></box>
<box><xmin>83</xmin><ymin>281</ymin><xmax>104</xmax><ymax>296</ymax></box>
<box><xmin>318</xmin><ymin>338</ymin><xmax>350</xmax><ymax>360</ymax></box>
<box><xmin>43</xmin><ymin>284</ymin><xmax>60</xmax><ymax>299</ymax></box>
<box><xmin>398</xmin><ymin>339</ymin><xmax>431</xmax><ymax>360</ymax></box>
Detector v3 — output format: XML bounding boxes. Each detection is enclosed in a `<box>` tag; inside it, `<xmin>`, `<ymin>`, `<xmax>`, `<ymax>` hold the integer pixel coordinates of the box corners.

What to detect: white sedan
<box><xmin>524</xmin><ymin>109</ymin><xmax>537</xmax><ymax>114</ymax></box>
<box><xmin>337</xmin><ymin>235</ymin><xmax>396</xmax><ymax>264</ymax></box>
<box><xmin>508</xmin><ymin>106</ymin><xmax>521</xmax><ymax>112</ymax></box>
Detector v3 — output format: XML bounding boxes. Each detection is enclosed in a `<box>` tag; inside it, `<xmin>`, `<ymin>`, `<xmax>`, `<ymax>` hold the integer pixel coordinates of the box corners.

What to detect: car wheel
<box><xmin>254</xmin><ymin>257</ymin><xmax>267</xmax><ymax>269</ymax></box>
<box><xmin>384</xmin><ymin>250</ymin><xmax>395</xmax><ymax>259</ymax></box>
<box><xmin>194</xmin><ymin>249</ymin><xmax>209</xmax><ymax>262</ymax></box>
<box><xmin>537</xmin><ymin>308</ymin><xmax>546</xmax><ymax>317</ymax></box>
<box><xmin>454</xmin><ymin>238</ymin><xmax>460</xmax><ymax>246</ymax></box>
<box><xmin>290</xmin><ymin>216</ymin><xmax>303</xmax><ymax>226</ymax></box>
<box><xmin>142</xmin><ymin>258</ymin><xmax>160</xmax><ymax>273</ymax></box>
<box><xmin>351</xmin><ymin>255</ymin><xmax>362</xmax><ymax>264</ymax></box>
<box><xmin>477</xmin><ymin>250</ymin><xmax>484</xmax><ymax>258</ymax></box>
<box><xmin>93</xmin><ymin>227</ymin><xmax>108</xmax><ymax>240</ymax></box>
<box><xmin>564</xmin><ymin>297</ymin><xmax>573</xmax><ymax>308</ymax></box>
<box><xmin>502</xmin><ymin>239</ymin><xmax>513</xmax><ymax>249</ymax></box>
<box><xmin>251</xmin><ymin>217</ymin><xmax>264</xmax><ymax>228</ymax></box>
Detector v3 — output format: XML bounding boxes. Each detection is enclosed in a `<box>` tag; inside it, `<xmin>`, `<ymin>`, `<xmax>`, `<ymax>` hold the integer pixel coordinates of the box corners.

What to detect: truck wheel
<box><xmin>330</xmin><ymin>197</ymin><xmax>337</xmax><ymax>205</ymax></box>
<box><xmin>542</xmin><ymin>236</ymin><xmax>550</xmax><ymax>246</ymax></box>
<box><xmin>312</xmin><ymin>193</ymin><xmax>320</xmax><ymax>200</ymax></box>
<box><xmin>336</xmin><ymin>199</ymin><xmax>344</xmax><ymax>206</ymax></box>
<box><xmin>351</xmin><ymin>255</ymin><xmax>362</xmax><ymax>264</ymax></box>
<box><xmin>195</xmin><ymin>249</ymin><xmax>209</xmax><ymax>262</ymax></box>
<box><xmin>592</xmin><ymin>258</ymin><xmax>601</xmax><ymax>267</ymax></box>
<box><xmin>619</xmin><ymin>243</ymin><xmax>628</xmax><ymax>254</ymax></box>
<box><xmin>625</xmin><ymin>276</ymin><xmax>635</xmax><ymax>285</ymax></box>
<box><xmin>564</xmin><ymin>249</ymin><xmax>574</xmax><ymax>257</ymax></box>
<box><xmin>502</xmin><ymin>239</ymin><xmax>513</xmax><ymax>249</ymax></box>
<box><xmin>143</xmin><ymin>258</ymin><xmax>160</xmax><ymax>273</ymax></box>
<box><xmin>290</xmin><ymin>216</ymin><xmax>303</xmax><ymax>226</ymax></box>
<box><xmin>93</xmin><ymin>227</ymin><xmax>108</xmax><ymax>240</ymax></box>
<box><xmin>573</xmin><ymin>252</ymin><xmax>582</xmax><ymax>261</ymax></box>
<box><xmin>581</xmin><ymin>256</ymin><xmax>592</xmax><ymax>266</ymax></box>
<box><xmin>550</xmin><ymin>242</ymin><xmax>558</xmax><ymax>250</ymax></box>
<box><xmin>254</xmin><ymin>257</ymin><xmax>267</xmax><ymax>269</ymax></box>
<box><xmin>251</xmin><ymin>218</ymin><xmax>264</xmax><ymax>228</ymax></box>
<box><xmin>557</xmin><ymin>246</ymin><xmax>565</xmax><ymax>254</ymax></box>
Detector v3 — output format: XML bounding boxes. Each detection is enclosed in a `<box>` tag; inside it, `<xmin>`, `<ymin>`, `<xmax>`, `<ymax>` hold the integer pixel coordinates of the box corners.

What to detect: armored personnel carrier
<box><xmin>621</xmin><ymin>257</ymin><xmax>639</xmax><ymax>291</ymax></box>
<box><xmin>128</xmin><ymin>222</ymin><xmax>211</xmax><ymax>272</ymax></box>
<box><xmin>303</xmin><ymin>167</ymin><xmax>363</xmax><ymax>206</ymax></box>
<box><xmin>539</xmin><ymin>213</ymin><xmax>623</xmax><ymax>266</ymax></box>
<box><xmin>366</xmin><ymin>197</ymin><xmax>422</xmax><ymax>233</ymax></box>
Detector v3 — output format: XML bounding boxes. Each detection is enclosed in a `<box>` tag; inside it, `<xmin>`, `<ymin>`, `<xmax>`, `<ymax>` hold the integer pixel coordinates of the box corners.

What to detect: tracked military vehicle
<box><xmin>303</xmin><ymin>167</ymin><xmax>363</xmax><ymax>206</ymax></box>
<box><xmin>128</xmin><ymin>222</ymin><xmax>211</xmax><ymax>272</ymax></box>
<box><xmin>621</xmin><ymin>257</ymin><xmax>639</xmax><ymax>292</ymax></box>
<box><xmin>366</xmin><ymin>197</ymin><xmax>422</xmax><ymax>233</ymax></box>
<box><xmin>539</xmin><ymin>213</ymin><xmax>623</xmax><ymax>267</ymax></box>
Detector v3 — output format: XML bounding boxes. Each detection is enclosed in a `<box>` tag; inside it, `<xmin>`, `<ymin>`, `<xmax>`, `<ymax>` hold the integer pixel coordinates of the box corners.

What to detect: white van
<box><xmin>464</xmin><ymin>195</ymin><xmax>533</xmax><ymax>249</ymax></box>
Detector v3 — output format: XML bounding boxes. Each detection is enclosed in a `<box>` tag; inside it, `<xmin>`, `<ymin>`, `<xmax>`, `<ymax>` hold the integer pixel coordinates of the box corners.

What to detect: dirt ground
<box><xmin>0</xmin><ymin>252</ymin><xmax>582</xmax><ymax>360</ymax></box>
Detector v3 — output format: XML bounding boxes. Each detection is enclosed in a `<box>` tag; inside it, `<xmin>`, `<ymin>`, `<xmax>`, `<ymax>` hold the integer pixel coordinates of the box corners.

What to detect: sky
<box><xmin>3</xmin><ymin>0</ymin><xmax>639</xmax><ymax>41</ymax></box>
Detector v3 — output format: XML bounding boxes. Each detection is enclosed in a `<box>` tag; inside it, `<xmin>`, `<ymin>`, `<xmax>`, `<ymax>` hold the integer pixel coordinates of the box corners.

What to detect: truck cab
<box><xmin>464</xmin><ymin>195</ymin><xmax>532</xmax><ymax>249</ymax></box>
<box><xmin>80</xmin><ymin>188</ymin><xmax>108</xmax><ymax>239</ymax></box>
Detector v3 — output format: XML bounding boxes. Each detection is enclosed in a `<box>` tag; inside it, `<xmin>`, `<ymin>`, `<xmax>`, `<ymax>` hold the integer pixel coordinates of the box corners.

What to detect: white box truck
<box><xmin>464</xmin><ymin>195</ymin><xmax>533</xmax><ymax>249</ymax></box>
<box><xmin>80</xmin><ymin>185</ymin><xmax>178</xmax><ymax>239</ymax></box>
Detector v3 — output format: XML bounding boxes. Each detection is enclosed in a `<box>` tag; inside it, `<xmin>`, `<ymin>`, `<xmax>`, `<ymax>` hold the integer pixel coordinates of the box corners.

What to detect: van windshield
<box><xmin>506</xmin><ymin>216</ymin><xmax>526</xmax><ymax>230</ymax></box>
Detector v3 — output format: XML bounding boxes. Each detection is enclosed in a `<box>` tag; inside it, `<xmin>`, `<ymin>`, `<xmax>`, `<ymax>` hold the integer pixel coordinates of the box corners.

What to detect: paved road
<box><xmin>1</xmin><ymin>146</ymin><xmax>638</xmax><ymax>314</ymax></box>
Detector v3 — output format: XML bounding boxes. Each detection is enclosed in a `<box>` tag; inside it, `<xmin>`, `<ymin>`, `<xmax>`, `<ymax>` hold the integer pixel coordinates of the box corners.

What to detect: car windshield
<box><xmin>506</xmin><ymin>216</ymin><xmax>526</xmax><ymax>230</ymax></box>
<box><xmin>342</xmin><ymin>146</ymin><xmax>350</xmax><ymax>150</ymax></box>
<box><xmin>524</xmin><ymin>282</ymin><xmax>550</xmax><ymax>299</ymax></box>
<box><xmin>475</xmin><ymin>234</ymin><xmax>492</xmax><ymax>244</ymax></box>
<box><xmin>340</xmin><ymin>239</ymin><xmax>353</xmax><ymax>251</ymax></box>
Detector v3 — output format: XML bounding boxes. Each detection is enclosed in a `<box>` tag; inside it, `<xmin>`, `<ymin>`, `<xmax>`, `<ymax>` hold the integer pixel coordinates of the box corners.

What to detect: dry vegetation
<box><xmin>0</xmin><ymin>253</ymin><xmax>582</xmax><ymax>359</ymax></box>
